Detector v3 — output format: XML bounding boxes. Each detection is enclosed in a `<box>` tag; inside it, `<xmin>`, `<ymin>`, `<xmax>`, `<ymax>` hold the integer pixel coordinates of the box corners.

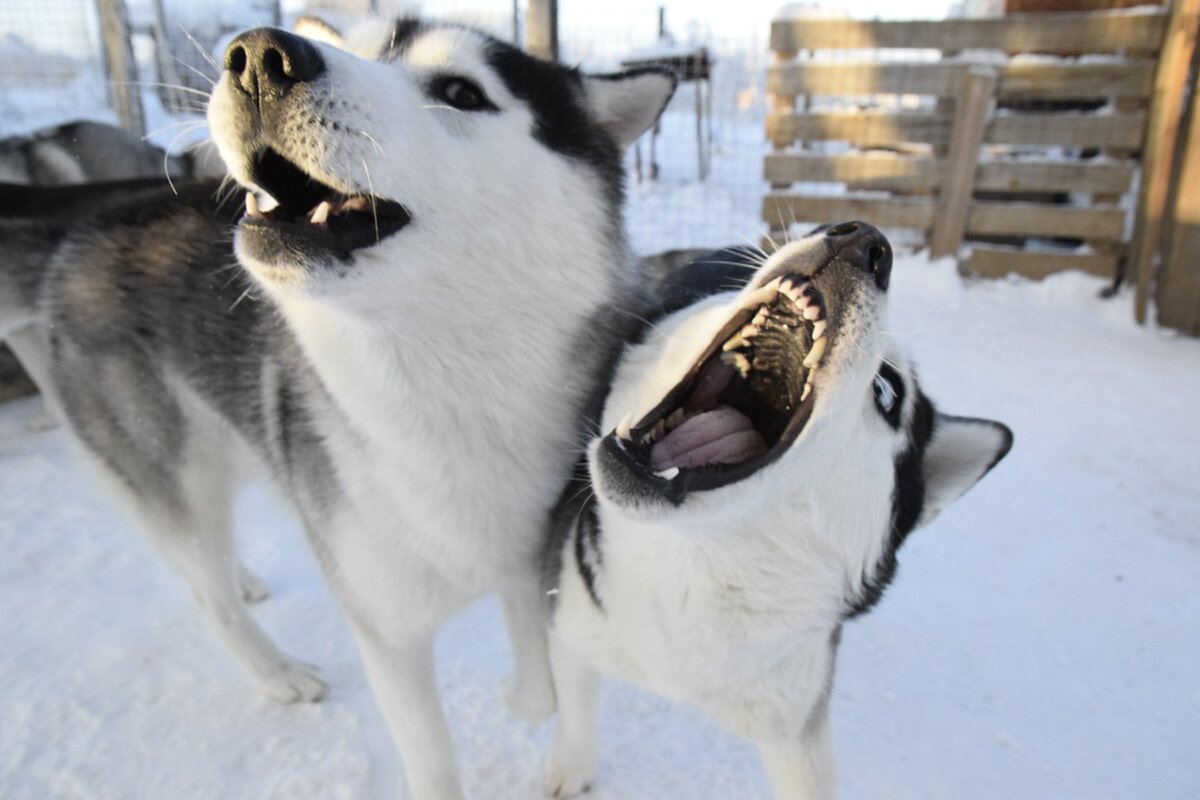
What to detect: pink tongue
<box><xmin>650</xmin><ymin>406</ymin><xmax>767</xmax><ymax>471</ymax></box>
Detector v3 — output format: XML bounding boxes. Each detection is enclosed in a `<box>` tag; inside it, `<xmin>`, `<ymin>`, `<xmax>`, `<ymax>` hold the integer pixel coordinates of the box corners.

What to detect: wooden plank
<box><xmin>768</xmin><ymin>110</ymin><xmax>1144</xmax><ymax>149</ymax></box>
<box><xmin>767</xmin><ymin>61</ymin><xmax>1154</xmax><ymax>100</ymax></box>
<box><xmin>966</xmin><ymin>201</ymin><xmax>1126</xmax><ymax>240</ymax></box>
<box><xmin>96</xmin><ymin>0</ymin><xmax>144</xmax><ymax>136</ymax></box>
<box><xmin>986</xmin><ymin>112</ymin><xmax>1145</xmax><ymax>148</ymax></box>
<box><xmin>771</xmin><ymin>11</ymin><xmax>1166</xmax><ymax>55</ymax></box>
<box><xmin>975</xmin><ymin>160</ymin><xmax>1136</xmax><ymax>194</ymax></box>
<box><xmin>763</xmin><ymin>153</ymin><xmax>942</xmax><ymax>189</ymax></box>
<box><xmin>931</xmin><ymin>68</ymin><xmax>996</xmax><ymax>258</ymax></box>
<box><xmin>762</xmin><ymin>153</ymin><xmax>1135</xmax><ymax>194</ymax></box>
<box><xmin>1156</xmin><ymin>52</ymin><xmax>1200</xmax><ymax>336</ymax></box>
<box><xmin>763</xmin><ymin>193</ymin><xmax>937</xmax><ymax>231</ymax></box>
<box><xmin>963</xmin><ymin>247</ymin><xmax>1119</xmax><ymax>279</ymax></box>
<box><xmin>1131</xmin><ymin>0</ymin><xmax>1200</xmax><ymax>323</ymax></box>
<box><xmin>768</xmin><ymin>111</ymin><xmax>953</xmax><ymax>147</ymax></box>
<box><xmin>526</xmin><ymin>0</ymin><xmax>559</xmax><ymax>60</ymax></box>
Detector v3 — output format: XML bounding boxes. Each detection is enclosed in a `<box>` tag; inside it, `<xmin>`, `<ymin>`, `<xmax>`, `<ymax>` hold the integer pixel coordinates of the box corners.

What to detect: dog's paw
<box><xmin>238</xmin><ymin>565</ymin><xmax>270</xmax><ymax>604</ymax></box>
<box><xmin>542</xmin><ymin>744</ymin><xmax>596</xmax><ymax>798</ymax></box>
<box><xmin>501</xmin><ymin>672</ymin><xmax>556</xmax><ymax>722</ymax></box>
<box><xmin>258</xmin><ymin>660</ymin><xmax>327</xmax><ymax>704</ymax></box>
<box><xmin>25</xmin><ymin>404</ymin><xmax>59</xmax><ymax>432</ymax></box>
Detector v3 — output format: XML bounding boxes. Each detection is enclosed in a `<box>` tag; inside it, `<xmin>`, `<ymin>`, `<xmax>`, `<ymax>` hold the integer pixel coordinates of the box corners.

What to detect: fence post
<box><xmin>1130</xmin><ymin>0</ymin><xmax>1200</xmax><ymax>324</ymax></box>
<box><xmin>527</xmin><ymin>0</ymin><xmax>558</xmax><ymax>60</ymax></box>
<box><xmin>1156</xmin><ymin>55</ymin><xmax>1200</xmax><ymax>335</ymax></box>
<box><xmin>929</xmin><ymin>67</ymin><xmax>995</xmax><ymax>261</ymax></box>
<box><xmin>95</xmin><ymin>0</ymin><xmax>144</xmax><ymax>137</ymax></box>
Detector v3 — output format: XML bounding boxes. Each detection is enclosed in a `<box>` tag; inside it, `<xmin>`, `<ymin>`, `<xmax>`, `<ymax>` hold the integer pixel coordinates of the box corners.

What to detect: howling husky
<box><xmin>543</xmin><ymin>224</ymin><xmax>1012</xmax><ymax>798</ymax></box>
<box><xmin>0</xmin><ymin>18</ymin><xmax>674</xmax><ymax>799</ymax></box>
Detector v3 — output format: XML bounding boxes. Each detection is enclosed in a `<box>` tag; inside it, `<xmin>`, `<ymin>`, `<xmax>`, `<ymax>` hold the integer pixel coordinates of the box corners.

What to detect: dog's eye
<box><xmin>873</xmin><ymin>373</ymin><xmax>898</xmax><ymax>414</ymax></box>
<box><xmin>434</xmin><ymin>77</ymin><xmax>492</xmax><ymax>111</ymax></box>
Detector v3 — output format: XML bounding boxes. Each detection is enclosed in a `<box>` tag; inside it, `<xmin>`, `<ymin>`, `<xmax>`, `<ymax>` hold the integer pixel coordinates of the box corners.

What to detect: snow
<box><xmin>2</xmin><ymin>251</ymin><xmax>1198</xmax><ymax>798</ymax></box>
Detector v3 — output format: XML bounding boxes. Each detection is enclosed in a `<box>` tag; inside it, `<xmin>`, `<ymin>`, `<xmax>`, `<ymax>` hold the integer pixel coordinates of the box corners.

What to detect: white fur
<box><xmin>204</xmin><ymin>20</ymin><xmax>673</xmax><ymax>800</ymax></box>
<box><xmin>548</xmin><ymin>234</ymin><xmax>1011</xmax><ymax>798</ymax></box>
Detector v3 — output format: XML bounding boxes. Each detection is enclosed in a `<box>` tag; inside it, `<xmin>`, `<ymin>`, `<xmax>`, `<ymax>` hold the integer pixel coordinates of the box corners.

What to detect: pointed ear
<box><xmin>918</xmin><ymin>414</ymin><xmax>1013</xmax><ymax>528</ymax></box>
<box><xmin>294</xmin><ymin>15</ymin><xmax>344</xmax><ymax>48</ymax></box>
<box><xmin>583</xmin><ymin>69</ymin><xmax>677</xmax><ymax>150</ymax></box>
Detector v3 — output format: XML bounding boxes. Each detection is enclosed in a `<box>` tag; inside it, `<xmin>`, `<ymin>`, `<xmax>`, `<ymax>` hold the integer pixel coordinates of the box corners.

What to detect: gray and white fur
<box><xmin>1</xmin><ymin>17</ymin><xmax>675</xmax><ymax>800</ymax></box>
<box><xmin>544</xmin><ymin>224</ymin><xmax>1013</xmax><ymax>798</ymax></box>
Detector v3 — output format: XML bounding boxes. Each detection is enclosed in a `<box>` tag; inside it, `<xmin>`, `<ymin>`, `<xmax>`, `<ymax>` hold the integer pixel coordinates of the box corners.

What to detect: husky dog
<box><xmin>1</xmin><ymin>18</ymin><xmax>675</xmax><ymax>799</ymax></box>
<box><xmin>0</xmin><ymin>120</ymin><xmax>194</xmax><ymax>186</ymax></box>
<box><xmin>544</xmin><ymin>223</ymin><xmax>1012</xmax><ymax>798</ymax></box>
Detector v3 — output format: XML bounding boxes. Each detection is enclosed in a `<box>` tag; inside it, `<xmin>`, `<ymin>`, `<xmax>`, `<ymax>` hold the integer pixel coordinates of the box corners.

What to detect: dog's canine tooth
<box><xmin>803</xmin><ymin>336</ymin><xmax>827</xmax><ymax>368</ymax></box>
<box><xmin>310</xmin><ymin>201</ymin><xmax>332</xmax><ymax>225</ymax></box>
<box><xmin>801</xmin><ymin>381</ymin><xmax>813</xmax><ymax>402</ymax></box>
<box><xmin>739</xmin><ymin>277</ymin><xmax>781</xmax><ymax>310</ymax></box>
<box><xmin>654</xmin><ymin>466</ymin><xmax>680</xmax><ymax>480</ymax></box>
<box><xmin>245</xmin><ymin>192</ymin><xmax>260</xmax><ymax>218</ymax></box>
<box><xmin>616</xmin><ymin>412</ymin><xmax>633</xmax><ymax>440</ymax></box>
<box><xmin>723</xmin><ymin>334</ymin><xmax>751</xmax><ymax>352</ymax></box>
<box><xmin>721</xmin><ymin>351</ymin><xmax>751</xmax><ymax>376</ymax></box>
<box><xmin>803</xmin><ymin>304</ymin><xmax>823</xmax><ymax>321</ymax></box>
<box><xmin>812</xmin><ymin>320</ymin><xmax>827</xmax><ymax>340</ymax></box>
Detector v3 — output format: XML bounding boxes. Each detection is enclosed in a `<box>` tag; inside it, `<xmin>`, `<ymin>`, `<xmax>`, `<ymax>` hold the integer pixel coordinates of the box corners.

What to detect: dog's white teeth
<box><xmin>245</xmin><ymin>192</ymin><xmax>260</xmax><ymax>218</ymax></box>
<box><xmin>780</xmin><ymin>281</ymin><xmax>806</xmax><ymax>306</ymax></box>
<box><xmin>721</xmin><ymin>351</ymin><xmax>751</xmax><ymax>376</ymax></box>
<box><xmin>752</xmin><ymin>307</ymin><xmax>770</xmax><ymax>326</ymax></box>
<box><xmin>740</xmin><ymin>278</ymin><xmax>781</xmax><ymax>310</ymax></box>
<box><xmin>723</xmin><ymin>334</ymin><xmax>751</xmax><ymax>352</ymax></box>
<box><xmin>654</xmin><ymin>419</ymin><xmax>667</xmax><ymax>440</ymax></box>
<box><xmin>739</xmin><ymin>323</ymin><xmax>760</xmax><ymax>340</ymax></box>
<box><xmin>801</xmin><ymin>381</ymin><xmax>813</xmax><ymax>402</ymax></box>
<box><xmin>803</xmin><ymin>304</ymin><xmax>823</xmax><ymax>322</ymax></box>
<box><xmin>310</xmin><ymin>201</ymin><xmax>332</xmax><ymax>225</ymax></box>
<box><xmin>340</xmin><ymin>195</ymin><xmax>371</xmax><ymax>213</ymax></box>
<box><xmin>654</xmin><ymin>467</ymin><xmax>680</xmax><ymax>480</ymax></box>
<box><xmin>666</xmin><ymin>408</ymin><xmax>686</xmax><ymax>431</ymax></box>
<box><xmin>812</xmin><ymin>320</ymin><xmax>827</xmax><ymax>340</ymax></box>
<box><xmin>802</xmin><ymin>336</ymin><xmax>827</xmax><ymax>368</ymax></box>
<box><xmin>616</xmin><ymin>412</ymin><xmax>633</xmax><ymax>440</ymax></box>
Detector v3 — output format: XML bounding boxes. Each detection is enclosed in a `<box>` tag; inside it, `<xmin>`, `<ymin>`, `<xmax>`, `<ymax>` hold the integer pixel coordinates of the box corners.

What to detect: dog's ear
<box><xmin>294</xmin><ymin>15</ymin><xmax>344</xmax><ymax>48</ymax></box>
<box><xmin>583</xmin><ymin>69</ymin><xmax>678</xmax><ymax>150</ymax></box>
<box><xmin>917</xmin><ymin>414</ymin><xmax>1012</xmax><ymax>528</ymax></box>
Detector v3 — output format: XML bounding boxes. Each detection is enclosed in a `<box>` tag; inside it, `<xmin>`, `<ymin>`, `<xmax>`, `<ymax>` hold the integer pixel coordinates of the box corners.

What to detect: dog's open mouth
<box><xmin>240</xmin><ymin>148</ymin><xmax>411</xmax><ymax>258</ymax></box>
<box><xmin>605</xmin><ymin>275</ymin><xmax>831</xmax><ymax>498</ymax></box>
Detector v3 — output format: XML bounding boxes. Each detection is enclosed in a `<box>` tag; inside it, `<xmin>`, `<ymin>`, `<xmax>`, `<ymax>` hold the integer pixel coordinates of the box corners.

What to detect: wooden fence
<box><xmin>764</xmin><ymin>8</ymin><xmax>1171</xmax><ymax>282</ymax></box>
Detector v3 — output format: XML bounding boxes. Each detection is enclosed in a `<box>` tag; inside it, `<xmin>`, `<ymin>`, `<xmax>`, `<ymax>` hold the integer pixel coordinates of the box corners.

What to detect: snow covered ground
<box><xmin>2</xmin><ymin>249</ymin><xmax>1198</xmax><ymax>798</ymax></box>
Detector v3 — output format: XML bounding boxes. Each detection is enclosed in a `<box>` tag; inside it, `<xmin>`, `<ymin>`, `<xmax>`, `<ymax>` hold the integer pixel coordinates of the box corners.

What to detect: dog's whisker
<box><xmin>179</xmin><ymin>26</ymin><xmax>222</xmax><ymax>75</ymax></box>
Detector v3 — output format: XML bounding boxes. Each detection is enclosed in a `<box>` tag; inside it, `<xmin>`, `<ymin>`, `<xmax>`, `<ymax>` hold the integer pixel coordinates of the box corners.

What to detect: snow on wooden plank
<box><xmin>763</xmin><ymin>152</ymin><xmax>942</xmax><ymax>190</ymax></box>
<box><xmin>770</xmin><ymin>11</ymin><xmax>1167</xmax><ymax>55</ymax></box>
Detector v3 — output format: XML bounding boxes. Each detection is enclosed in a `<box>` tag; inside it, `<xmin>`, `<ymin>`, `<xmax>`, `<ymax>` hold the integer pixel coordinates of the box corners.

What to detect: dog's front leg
<box><xmin>756</xmin><ymin>702</ymin><xmax>837</xmax><ymax>800</ymax></box>
<box><xmin>542</xmin><ymin>631</ymin><xmax>600</xmax><ymax>798</ymax></box>
<box><xmin>352</xmin><ymin>626</ymin><xmax>465</xmax><ymax>800</ymax></box>
<box><xmin>499</xmin><ymin>583</ymin><xmax>556</xmax><ymax>721</ymax></box>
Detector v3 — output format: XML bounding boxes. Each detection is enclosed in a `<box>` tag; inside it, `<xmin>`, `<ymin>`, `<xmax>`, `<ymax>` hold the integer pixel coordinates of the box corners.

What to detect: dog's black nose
<box><xmin>822</xmin><ymin>221</ymin><xmax>893</xmax><ymax>291</ymax></box>
<box><xmin>224</xmin><ymin>28</ymin><xmax>324</xmax><ymax>103</ymax></box>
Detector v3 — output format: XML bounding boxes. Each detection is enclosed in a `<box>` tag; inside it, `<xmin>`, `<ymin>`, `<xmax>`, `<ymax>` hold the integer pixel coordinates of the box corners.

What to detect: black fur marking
<box><xmin>653</xmin><ymin>246</ymin><xmax>760</xmax><ymax>316</ymax></box>
<box><xmin>846</xmin><ymin>389</ymin><xmax>936</xmax><ymax>619</ymax></box>
<box><xmin>573</xmin><ymin>497</ymin><xmax>604</xmax><ymax>610</ymax></box>
<box><xmin>484</xmin><ymin>42</ymin><xmax>624</xmax><ymax>209</ymax></box>
<box><xmin>384</xmin><ymin>18</ymin><xmax>423</xmax><ymax>60</ymax></box>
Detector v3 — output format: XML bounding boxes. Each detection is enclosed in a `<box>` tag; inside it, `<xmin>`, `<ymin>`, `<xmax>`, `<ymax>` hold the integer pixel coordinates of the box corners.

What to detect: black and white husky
<box><xmin>0</xmin><ymin>17</ymin><xmax>674</xmax><ymax>799</ymax></box>
<box><xmin>544</xmin><ymin>224</ymin><xmax>1013</xmax><ymax>798</ymax></box>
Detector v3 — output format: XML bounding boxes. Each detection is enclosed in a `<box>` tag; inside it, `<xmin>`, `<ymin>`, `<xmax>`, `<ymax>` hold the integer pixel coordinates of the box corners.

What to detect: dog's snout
<box><xmin>224</xmin><ymin>28</ymin><xmax>324</xmax><ymax>103</ymax></box>
<box><xmin>822</xmin><ymin>220</ymin><xmax>893</xmax><ymax>291</ymax></box>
